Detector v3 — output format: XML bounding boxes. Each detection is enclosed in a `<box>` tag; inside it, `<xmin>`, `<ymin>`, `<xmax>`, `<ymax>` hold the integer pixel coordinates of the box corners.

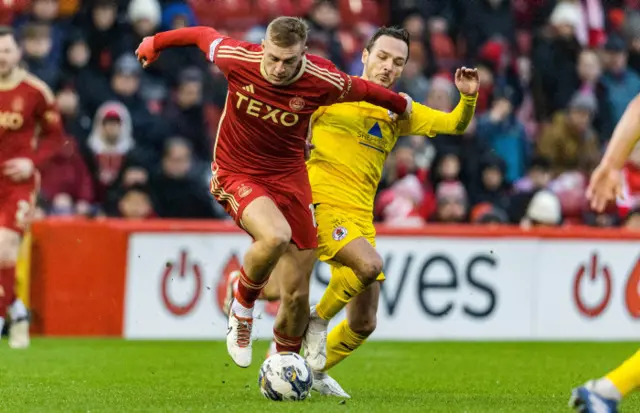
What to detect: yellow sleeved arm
<box><xmin>402</xmin><ymin>93</ymin><xmax>478</xmax><ymax>137</ymax></box>
<box><xmin>311</xmin><ymin>106</ymin><xmax>328</xmax><ymax>124</ymax></box>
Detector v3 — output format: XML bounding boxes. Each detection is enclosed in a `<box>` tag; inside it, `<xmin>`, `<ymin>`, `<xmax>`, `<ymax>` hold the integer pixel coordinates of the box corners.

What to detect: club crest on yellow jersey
<box><xmin>332</xmin><ymin>226</ymin><xmax>347</xmax><ymax>241</ymax></box>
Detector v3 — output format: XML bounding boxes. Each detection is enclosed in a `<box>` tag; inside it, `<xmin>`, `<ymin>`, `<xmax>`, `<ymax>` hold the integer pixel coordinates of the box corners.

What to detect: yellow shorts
<box><xmin>314</xmin><ymin>203</ymin><xmax>385</xmax><ymax>281</ymax></box>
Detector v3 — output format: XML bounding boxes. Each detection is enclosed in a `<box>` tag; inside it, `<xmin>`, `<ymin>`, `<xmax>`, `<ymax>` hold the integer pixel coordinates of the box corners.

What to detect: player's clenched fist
<box><xmin>388</xmin><ymin>93</ymin><xmax>413</xmax><ymax>121</ymax></box>
<box><xmin>3</xmin><ymin>158</ymin><xmax>34</xmax><ymax>182</ymax></box>
<box><xmin>135</xmin><ymin>36</ymin><xmax>159</xmax><ymax>68</ymax></box>
<box><xmin>455</xmin><ymin>67</ymin><xmax>480</xmax><ymax>96</ymax></box>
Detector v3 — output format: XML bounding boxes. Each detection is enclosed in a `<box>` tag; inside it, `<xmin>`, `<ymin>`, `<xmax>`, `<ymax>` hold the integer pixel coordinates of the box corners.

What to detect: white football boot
<box><xmin>312</xmin><ymin>371</ymin><xmax>351</xmax><ymax>398</ymax></box>
<box><xmin>223</xmin><ymin>271</ymin><xmax>240</xmax><ymax>315</ymax></box>
<box><xmin>303</xmin><ymin>305</ymin><xmax>328</xmax><ymax>371</ymax></box>
<box><xmin>226</xmin><ymin>299</ymin><xmax>253</xmax><ymax>368</ymax></box>
<box><xmin>9</xmin><ymin>319</ymin><xmax>30</xmax><ymax>349</ymax></box>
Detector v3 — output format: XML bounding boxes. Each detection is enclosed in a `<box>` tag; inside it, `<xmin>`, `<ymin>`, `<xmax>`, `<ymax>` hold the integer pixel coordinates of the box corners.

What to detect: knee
<box><xmin>354</xmin><ymin>255</ymin><xmax>383</xmax><ymax>284</ymax></box>
<box><xmin>263</xmin><ymin>225</ymin><xmax>292</xmax><ymax>255</ymax></box>
<box><xmin>349</xmin><ymin>313</ymin><xmax>377</xmax><ymax>337</ymax></box>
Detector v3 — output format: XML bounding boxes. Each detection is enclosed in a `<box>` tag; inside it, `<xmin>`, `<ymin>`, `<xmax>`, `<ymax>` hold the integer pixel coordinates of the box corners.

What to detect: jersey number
<box><xmin>309</xmin><ymin>204</ymin><xmax>317</xmax><ymax>228</ymax></box>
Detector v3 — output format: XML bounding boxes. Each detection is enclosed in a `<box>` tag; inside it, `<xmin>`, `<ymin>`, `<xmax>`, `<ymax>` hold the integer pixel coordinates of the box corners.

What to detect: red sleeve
<box><xmin>305</xmin><ymin>56</ymin><xmax>407</xmax><ymax>114</ymax></box>
<box><xmin>153</xmin><ymin>27</ymin><xmax>249</xmax><ymax>75</ymax></box>
<box><xmin>336</xmin><ymin>76</ymin><xmax>408</xmax><ymax>114</ymax></box>
<box><xmin>30</xmin><ymin>83</ymin><xmax>65</xmax><ymax>168</ymax></box>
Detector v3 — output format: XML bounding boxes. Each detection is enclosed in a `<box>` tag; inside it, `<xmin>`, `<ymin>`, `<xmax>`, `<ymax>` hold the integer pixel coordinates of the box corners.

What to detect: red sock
<box><xmin>234</xmin><ymin>267</ymin><xmax>268</xmax><ymax>308</ymax></box>
<box><xmin>0</xmin><ymin>266</ymin><xmax>16</xmax><ymax>318</ymax></box>
<box><xmin>273</xmin><ymin>328</ymin><xmax>303</xmax><ymax>353</ymax></box>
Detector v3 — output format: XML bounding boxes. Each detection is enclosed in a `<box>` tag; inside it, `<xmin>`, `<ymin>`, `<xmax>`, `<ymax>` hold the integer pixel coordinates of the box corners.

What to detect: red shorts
<box><xmin>210</xmin><ymin>163</ymin><xmax>317</xmax><ymax>250</ymax></box>
<box><xmin>0</xmin><ymin>175</ymin><xmax>37</xmax><ymax>235</ymax></box>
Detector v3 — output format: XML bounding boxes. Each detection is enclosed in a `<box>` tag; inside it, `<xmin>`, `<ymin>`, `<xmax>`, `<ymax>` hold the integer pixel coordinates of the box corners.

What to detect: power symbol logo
<box><xmin>161</xmin><ymin>250</ymin><xmax>203</xmax><ymax>316</ymax></box>
<box><xmin>573</xmin><ymin>253</ymin><xmax>612</xmax><ymax>318</ymax></box>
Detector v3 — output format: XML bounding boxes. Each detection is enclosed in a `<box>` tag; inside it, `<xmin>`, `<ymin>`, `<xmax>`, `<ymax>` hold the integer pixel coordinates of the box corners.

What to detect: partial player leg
<box><xmin>271</xmin><ymin>244</ymin><xmax>316</xmax><ymax>355</ymax></box>
<box><xmin>570</xmin><ymin>350</ymin><xmax>640</xmax><ymax>412</ymax></box>
<box><xmin>227</xmin><ymin>196</ymin><xmax>292</xmax><ymax>368</ymax></box>
<box><xmin>325</xmin><ymin>277</ymin><xmax>379</xmax><ymax>371</ymax></box>
<box><xmin>313</xmin><ymin>274</ymin><xmax>380</xmax><ymax>398</ymax></box>
<box><xmin>222</xmin><ymin>262</ymin><xmax>283</xmax><ymax>359</ymax></box>
<box><xmin>315</xmin><ymin>237</ymin><xmax>382</xmax><ymax>320</ymax></box>
<box><xmin>0</xmin><ymin>227</ymin><xmax>21</xmax><ymax>345</ymax></box>
<box><xmin>239</xmin><ymin>196</ymin><xmax>292</xmax><ymax>287</ymax></box>
<box><xmin>260</xmin><ymin>274</ymin><xmax>281</xmax><ymax>301</ymax></box>
<box><xmin>305</xmin><ymin>237</ymin><xmax>382</xmax><ymax>370</ymax></box>
<box><xmin>605</xmin><ymin>350</ymin><xmax>640</xmax><ymax>398</ymax></box>
<box><xmin>258</xmin><ymin>275</ymin><xmax>281</xmax><ymax>359</ymax></box>
<box><xmin>8</xmin><ymin>297</ymin><xmax>30</xmax><ymax>348</ymax></box>
<box><xmin>223</xmin><ymin>269</ymin><xmax>281</xmax><ymax>314</ymax></box>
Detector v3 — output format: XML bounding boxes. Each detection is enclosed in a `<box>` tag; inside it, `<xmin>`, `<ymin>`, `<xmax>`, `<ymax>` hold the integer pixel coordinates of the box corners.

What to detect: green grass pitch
<box><xmin>0</xmin><ymin>339</ymin><xmax>638</xmax><ymax>412</ymax></box>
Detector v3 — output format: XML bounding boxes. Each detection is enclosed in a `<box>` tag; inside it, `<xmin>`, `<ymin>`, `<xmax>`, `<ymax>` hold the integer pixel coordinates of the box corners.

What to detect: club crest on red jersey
<box><xmin>238</xmin><ymin>184</ymin><xmax>252</xmax><ymax>198</ymax></box>
<box><xmin>289</xmin><ymin>96</ymin><xmax>305</xmax><ymax>112</ymax></box>
<box><xmin>332</xmin><ymin>226</ymin><xmax>347</xmax><ymax>241</ymax></box>
<box><xmin>12</xmin><ymin>96</ymin><xmax>24</xmax><ymax>112</ymax></box>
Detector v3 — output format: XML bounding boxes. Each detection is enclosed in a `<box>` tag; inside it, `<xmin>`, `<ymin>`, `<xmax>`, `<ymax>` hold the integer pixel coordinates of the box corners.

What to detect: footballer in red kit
<box><xmin>136</xmin><ymin>17</ymin><xmax>412</xmax><ymax>368</ymax></box>
<box><xmin>0</xmin><ymin>26</ymin><xmax>64</xmax><ymax>348</ymax></box>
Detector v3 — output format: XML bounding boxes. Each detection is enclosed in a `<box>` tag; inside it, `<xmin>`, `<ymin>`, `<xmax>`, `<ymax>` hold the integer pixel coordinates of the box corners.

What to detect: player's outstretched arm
<box><xmin>401</xmin><ymin>67</ymin><xmax>478</xmax><ymax>137</ymax></box>
<box><xmin>408</xmin><ymin>93</ymin><xmax>478</xmax><ymax>137</ymax></box>
<box><xmin>338</xmin><ymin>76</ymin><xmax>411</xmax><ymax>116</ymax></box>
<box><xmin>587</xmin><ymin>93</ymin><xmax>640</xmax><ymax>211</ymax></box>
<box><xmin>136</xmin><ymin>27</ymin><xmax>225</xmax><ymax>67</ymax></box>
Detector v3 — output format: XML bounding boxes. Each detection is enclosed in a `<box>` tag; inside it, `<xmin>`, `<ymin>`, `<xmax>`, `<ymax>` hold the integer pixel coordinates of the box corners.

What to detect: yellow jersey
<box><xmin>307</xmin><ymin>94</ymin><xmax>477</xmax><ymax>217</ymax></box>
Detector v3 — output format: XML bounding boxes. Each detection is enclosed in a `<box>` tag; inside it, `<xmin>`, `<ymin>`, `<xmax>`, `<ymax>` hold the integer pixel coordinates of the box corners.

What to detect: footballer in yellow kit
<box><xmin>308</xmin><ymin>95</ymin><xmax>476</xmax><ymax>273</ymax></box>
<box><xmin>223</xmin><ymin>26</ymin><xmax>478</xmax><ymax>398</ymax></box>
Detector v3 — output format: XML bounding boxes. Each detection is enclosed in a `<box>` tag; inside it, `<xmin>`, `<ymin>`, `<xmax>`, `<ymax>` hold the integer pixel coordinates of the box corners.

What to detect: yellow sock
<box><xmin>606</xmin><ymin>350</ymin><xmax>640</xmax><ymax>397</ymax></box>
<box><xmin>323</xmin><ymin>319</ymin><xmax>367</xmax><ymax>371</ymax></box>
<box><xmin>315</xmin><ymin>265</ymin><xmax>365</xmax><ymax>321</ymax></box>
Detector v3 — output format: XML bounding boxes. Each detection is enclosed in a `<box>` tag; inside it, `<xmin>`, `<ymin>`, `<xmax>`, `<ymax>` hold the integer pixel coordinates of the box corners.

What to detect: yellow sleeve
<box><xmin>311</xmin><ymin>106</ymin><xmax>328</xmax><ymax>124</ymax></box>
<box><xmin>309</xmin><ymin>106</ymin><xmax>328</xmax><ymax>143</ymax></box>
<box><xmin>401</xmin><ymin>93</ymin><xmax>478</xmax><ymax>137</ymax></box>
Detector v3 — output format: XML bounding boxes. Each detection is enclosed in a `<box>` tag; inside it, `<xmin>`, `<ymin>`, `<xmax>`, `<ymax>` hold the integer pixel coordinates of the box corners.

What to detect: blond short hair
<box><xmin>266</xmin><ymin>16</ymin><xmax>308</xmax><ymax>48</ymax></box>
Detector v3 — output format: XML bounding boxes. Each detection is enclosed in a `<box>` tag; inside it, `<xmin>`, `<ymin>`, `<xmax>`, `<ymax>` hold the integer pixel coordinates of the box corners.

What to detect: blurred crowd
<box><xmin>6</xmin><ymin>0</ymin><xmax>640</xmax><ymax>228</ymax></box>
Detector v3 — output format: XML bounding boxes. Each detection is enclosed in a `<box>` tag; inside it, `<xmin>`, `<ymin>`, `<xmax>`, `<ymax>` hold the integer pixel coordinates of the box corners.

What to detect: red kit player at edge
<box><xmin>135</xmin><ymin>17</ymin><xmax>413</xmax><ymax>368</ymax></box>
<box><xmin>0</xmin><ymin>26</ymin><xmax>65</xmax><ymax>348</ymax></box>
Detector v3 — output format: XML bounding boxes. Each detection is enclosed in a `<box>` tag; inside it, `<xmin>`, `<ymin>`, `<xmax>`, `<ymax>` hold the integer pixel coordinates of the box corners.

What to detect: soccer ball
<box><xmin>258</xmin><ymin>352</ymin><xmax>313</xmax><ymax>401</ymax></box>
